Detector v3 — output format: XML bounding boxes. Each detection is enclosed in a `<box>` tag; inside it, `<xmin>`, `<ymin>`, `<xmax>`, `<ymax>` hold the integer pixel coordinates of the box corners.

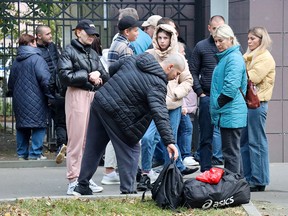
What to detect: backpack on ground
<box><xmin>150</xmin><ymin>158</ymin><xmax>184</xmax><ymax>209</ymax></box>
<box><xmin>182</xmin><ymin>168</ymin><xmax>250</xmax><ymax>209</ymax></box>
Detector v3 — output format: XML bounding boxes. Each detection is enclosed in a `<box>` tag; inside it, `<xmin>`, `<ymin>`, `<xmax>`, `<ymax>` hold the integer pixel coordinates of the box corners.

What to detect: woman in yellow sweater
<box><xmin>240</xmin><ymin>27</ymin><xmax>276</xmax><ymax>192</ymax></box>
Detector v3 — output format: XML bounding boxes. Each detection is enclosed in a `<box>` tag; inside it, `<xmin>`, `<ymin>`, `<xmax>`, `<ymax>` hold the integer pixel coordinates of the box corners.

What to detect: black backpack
<box><xmin>150</xmin><ymin>159</ymin><xmax>184</xmax><ymax>209</ymax></box>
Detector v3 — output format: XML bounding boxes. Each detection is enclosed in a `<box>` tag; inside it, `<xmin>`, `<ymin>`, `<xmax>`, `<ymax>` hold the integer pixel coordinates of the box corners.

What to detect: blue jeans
<box><xmin>141</xmin><ymin>121</ymin><xmax>161</xmax><ymax>172</ymax></box>
<box><xmin>153</xmin><ymin>139</ymin><xmax>164</xmax><ymax>165</ymax></box>
<box><xmin>198</xmin><ymin>95</ymin><xmax>214</xmax><ymax>172</ymax></box>
<box><xmin>160</xmin><ymin>107</ymin><xmax>186</xmax><ymax>171</ymax></box>
<box><xmin>240</xmin><ymin>102</ymin><xmax>269</xmax><ymax>186</ymax></box>
<box><xmin>212</xmin><ymin>126</ymin><xmax>223</xmax><ymax>161</ymax></box>
<box><xmin>16</xmin><ymin>128</ymin><xmax>46</xmax><ymax>159</ymax></box>
<box><xmin>141</xmin><ymin>107</ymin><xmax>185</xmax><ymax>172</ymax></box>
<box><xmin>177</xmin><ymin>113</ymin><xmax>193</xmax><ymax>159</ymax></box>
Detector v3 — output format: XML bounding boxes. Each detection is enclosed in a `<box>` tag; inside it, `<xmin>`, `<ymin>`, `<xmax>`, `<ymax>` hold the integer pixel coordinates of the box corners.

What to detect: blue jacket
<box><xmin>8</xmin><ymin>45</ymin><xmax>53</xmax><ymax>129</ymax></box>
<box><xmin>130</xmin><ymin>28</ymin><xmax>152</xmax><ymax>55</ymax></box>
<box><xmin>210</xmin><ymin>45</ymin><xmax>247</xmax><ymax>128</ymax></box>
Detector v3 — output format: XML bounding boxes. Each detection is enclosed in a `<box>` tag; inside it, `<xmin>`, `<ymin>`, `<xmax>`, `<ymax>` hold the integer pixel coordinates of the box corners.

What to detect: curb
<box><xmin>242</xmin><ymin>201</ymin><xmax>262</xmax><ymax>216</ymax></box>
<box><xmin>0</xmin><ymin>160</ymin><xmax>66</xmax><ymax>168</ymax></box>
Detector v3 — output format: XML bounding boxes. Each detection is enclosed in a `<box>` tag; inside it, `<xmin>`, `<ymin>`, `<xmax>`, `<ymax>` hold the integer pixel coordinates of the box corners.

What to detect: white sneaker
<box><xmin>37</xmin><ymin>154</ymin><xmax>47</xmax><ymax>160</ymax></box>
<box><xmin>101</xmin><ymin>171</ymin><xmax>120</xmax><ymax>185</ymax></box>
<box><xmin>89</xmin><ymin>179</ymin><xmax>103</xmax><ymax>193</ymax></box>
<box><xmin>29</xmin><ymin>154</ymin><xmax>47</xmax><ymax>160</ymax></box>
<box><xmin>67</xmin><ymin>180</ymin><xmax>78</xmax><ymax>195</ymax></box>
<box><xmin>147</xmin><ymin>170</ymin><xmax>159</xmax><ymax>184</ymax></box>
<box><xmin>183</xmin><ymin>156</ymin><xmax>199</xmax><ymax>166</ymax></box>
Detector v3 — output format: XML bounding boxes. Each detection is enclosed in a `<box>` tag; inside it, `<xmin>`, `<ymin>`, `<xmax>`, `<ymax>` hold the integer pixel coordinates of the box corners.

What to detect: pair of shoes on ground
<box><xmin>101</xmin><ymin>171</ymin><xmax>120</xmax><ymax>185</ymax></box>
<box><xmin>55</xmin><ymin>144</ymin><xmax>67</xmax><ymax>164</ymax></box>
<box><xmin>67</xmin><ymin>179</ymin><xmax>103</xmax><ymax>195</ymax></box>
<box><xmin>137</xmin><ymin>170</ymin><xmax>159</xmax><ymax>191</ymax></box>
<box><xmin>250</xmin><ymin>185</ymin><xmax>266</xmax><ymax>192</ymax></box>
<box><xmin>183</xmin><ymin>156</ymin><xmax>199</xmax><ymax>166</ymax></box>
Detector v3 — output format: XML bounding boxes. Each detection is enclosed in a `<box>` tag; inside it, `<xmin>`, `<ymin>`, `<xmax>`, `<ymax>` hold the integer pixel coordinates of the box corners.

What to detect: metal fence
<box><xmin>0</xmin><ymin>0</ymin><xmax>197</xmax><ymax>147</ymax></box>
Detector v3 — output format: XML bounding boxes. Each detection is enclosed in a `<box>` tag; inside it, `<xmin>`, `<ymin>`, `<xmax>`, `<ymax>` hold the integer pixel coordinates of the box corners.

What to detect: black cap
<box><xmin>118</xmin><ymin>16</ymin><xmax>140</xmax><ymax>31</ymax></box>
<box><xmin>73</xmin><ymin>19</ymin><xmax>99</xmax><ymax>36</ymax></box>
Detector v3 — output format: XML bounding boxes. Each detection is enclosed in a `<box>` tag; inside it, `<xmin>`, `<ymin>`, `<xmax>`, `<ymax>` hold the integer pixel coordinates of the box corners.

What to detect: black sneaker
<box><xmin>181</xmin><ymin>167</ymin><xmax>199</xmax><ymax>176</ymax></box>
<box><xmin>211</xmin><ymin>159</ymin><xmax>224</xmax><ymax>165</ymax></box>
<box><xmin>121</xmin><ymin>191</ymin><xmax>137</xmax><ymax>194</ymax></box>
<box><xmin>73</xmin><ymin>184</ymin><xmax>93</xmax><ymax>196</ymax></box>
<box><xmin>136</xmin><ymin>175</ymin><xmax>151</xmax><ymax>191</ymax></box>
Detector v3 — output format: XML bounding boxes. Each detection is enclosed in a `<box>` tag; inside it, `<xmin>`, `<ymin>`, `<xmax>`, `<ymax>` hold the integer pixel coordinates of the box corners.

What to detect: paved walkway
<box><xmin>0</xmin><ymin>161</ymin><xmax>287</xmax><ymax>215</ymax></box>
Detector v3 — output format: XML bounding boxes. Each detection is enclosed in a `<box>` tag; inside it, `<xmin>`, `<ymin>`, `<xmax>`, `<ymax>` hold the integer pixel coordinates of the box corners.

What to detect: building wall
<box><xmin>249</xmin><ymin>0</ymin><xmax>287</xmax><ymax>162</ymax></box>
<box><xmin>205</xmin><ymin>0</ymin><xmax>287</xmax><ymax>162</ymax></box>
<box><xmin>230</xmin><ymin>0</ymin><xmax>288</xmax><ymax>162</ymax></box>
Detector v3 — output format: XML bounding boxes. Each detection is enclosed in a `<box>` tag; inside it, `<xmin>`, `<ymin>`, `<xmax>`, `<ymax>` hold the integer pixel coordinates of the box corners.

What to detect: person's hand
<box><xmin>89</xmin><ymin>71</ymin><xmax>102</xmax><ymax>85</ymax></box>
<box><xmin>167</xmin><ymin>144</ymin><xmax>178</xmax><ymax>161</ymax></box>
<box><xmin>182</xmin><ymin>107</ymin><xmax>188</xmax><ymax>115</ymax></box>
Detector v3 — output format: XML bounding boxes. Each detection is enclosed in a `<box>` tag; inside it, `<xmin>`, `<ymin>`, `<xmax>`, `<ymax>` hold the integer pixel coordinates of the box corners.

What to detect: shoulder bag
<box><xmin>240</xmin><ymin>70</ymin><xmax>260</xmax><ymax>109</ymax></box>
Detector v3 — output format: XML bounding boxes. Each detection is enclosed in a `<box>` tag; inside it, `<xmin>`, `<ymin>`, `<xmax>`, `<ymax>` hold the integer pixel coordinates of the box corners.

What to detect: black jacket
<box><xmin>93</xmin><ymin>53</ymin><xmax>175</xmax><ymax>146</ymax></box>
<box><xmin>190</xmin><ymin>35</ymin><xmax>218</xmax><ymax>96</ymax></box>
<box><xmin>37</xmin><ymin>42</ymin><xmax>59</xmax><ymax>75</ymax></box>
<box><xmin>58</xmin><ymin>39</ymin><xmax>109</xmax><ymax>92</ymax></box>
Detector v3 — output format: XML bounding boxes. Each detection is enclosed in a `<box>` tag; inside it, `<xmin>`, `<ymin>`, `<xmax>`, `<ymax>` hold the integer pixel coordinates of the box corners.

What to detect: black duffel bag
<box><xmin>183</xmin><ymin>169</ymin><xmax>250</xmax><ymax>209</ymax></box>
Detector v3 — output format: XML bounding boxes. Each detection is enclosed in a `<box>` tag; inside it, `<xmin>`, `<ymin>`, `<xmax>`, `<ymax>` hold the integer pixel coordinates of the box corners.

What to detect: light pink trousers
<box><xmin>65</xmin><ymin>87</ymin><xmax>95</xmax><ymax>181</ymax></box>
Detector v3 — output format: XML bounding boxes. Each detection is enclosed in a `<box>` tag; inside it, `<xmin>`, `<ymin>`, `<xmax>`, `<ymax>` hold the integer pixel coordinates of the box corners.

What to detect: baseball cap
<box><xmin>73</xmin><ymin>19</ymin><xmax>99</xmax><ymax>36</ymax></box>
<box><xmin>118</xmin><ymin>16</ymin><xmax>140</xmax><ymax>31</ymax></box>
<box><xmin>142</xmin><ymin>15</ymin><xmax>162</xmax><ymax>27</ymax></box>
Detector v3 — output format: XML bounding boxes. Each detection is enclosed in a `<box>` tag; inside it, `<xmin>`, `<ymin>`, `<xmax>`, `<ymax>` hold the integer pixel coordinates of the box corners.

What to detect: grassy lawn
<box><xmin>0</xmin><ymin>197</ymin><xmax>247</xmax><ymax>216</ymax></box>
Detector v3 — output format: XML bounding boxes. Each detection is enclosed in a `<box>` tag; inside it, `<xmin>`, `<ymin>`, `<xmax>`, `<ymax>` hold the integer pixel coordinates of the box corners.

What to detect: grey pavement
<box><xmin>0</xmin><ymin>161</ymin><xmax>287</xmax><ymax>215</ymax></box>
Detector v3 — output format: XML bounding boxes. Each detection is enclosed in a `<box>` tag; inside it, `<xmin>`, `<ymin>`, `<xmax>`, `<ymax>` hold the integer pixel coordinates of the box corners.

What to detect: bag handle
<box><xmin>239</xmin><ymin>69</ymin><xmax>250</xmax><ymax>100</ymax></box>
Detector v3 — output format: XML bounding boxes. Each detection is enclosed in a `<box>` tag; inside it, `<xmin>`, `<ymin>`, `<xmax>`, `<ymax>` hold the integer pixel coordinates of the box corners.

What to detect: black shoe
<box><xmin>250</xmin><ymin>185</ymin><xmax>266</xmax><ymax>192</ymax></box>
<box><xmin>73</xmin><ymin>184</ymin><xmax>93</xmax><ymax>196</ymax></box>
<box><xmin>121</xmin><ymin>191</ymin><xmax>137</xmax><ymax>194</ymax></box>
<box><xmin>181</xmin><ymin>167</ymin><xmax>199</xmax><ymax>176</ymax></box>
<box><xmin>211</xmin><ymin>159</ymin><xmax>224</xmax><ymax>165</ymax></box>
<box><xmin>136</xmin><ymin>175</ymin><xmax>151</xmax><ymax>191</ymax></box>
<box><xmin>152</xmin><ymin>160</ymin><xmax>164</xmax><ymax>168</ymax></box>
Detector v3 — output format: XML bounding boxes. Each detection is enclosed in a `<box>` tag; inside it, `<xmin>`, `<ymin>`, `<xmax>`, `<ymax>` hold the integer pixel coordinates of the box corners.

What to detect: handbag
<box><xmin>240</xmin><ymin>70</ymin><xmax>260</xmax><ymax>109</ymax></box>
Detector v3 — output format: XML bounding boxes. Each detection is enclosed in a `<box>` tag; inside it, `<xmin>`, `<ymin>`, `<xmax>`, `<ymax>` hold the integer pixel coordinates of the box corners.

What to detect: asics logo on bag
<box><xmin>202</xmin><ymin>196</ymin><xmax>234</xmax><ymax>209</ymax></box>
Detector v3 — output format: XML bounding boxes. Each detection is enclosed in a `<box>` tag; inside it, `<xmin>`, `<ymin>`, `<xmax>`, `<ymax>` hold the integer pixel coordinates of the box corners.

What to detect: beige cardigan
<box><xmin>243</xmin><ymin>49</ymin><xmax>276</xmax><ymax>101</ymax></box>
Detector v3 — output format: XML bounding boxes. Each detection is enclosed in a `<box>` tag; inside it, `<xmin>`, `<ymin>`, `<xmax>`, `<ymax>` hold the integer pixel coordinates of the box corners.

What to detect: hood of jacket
<box><xmin>16</xmin><ymin>45</ymin><xmax>42</xmax><ymax>61</ymax></box>
<box><xmin>152</xmin><ymin>24</ymin><xmax>179</xmax><ymax>59</ymax></box>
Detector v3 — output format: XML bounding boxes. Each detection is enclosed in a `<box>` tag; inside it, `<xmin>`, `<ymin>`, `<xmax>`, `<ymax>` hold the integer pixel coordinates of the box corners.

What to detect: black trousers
<box><xmin>221</xmin><ymin>127</ymin><xmax>243</xmax><ymax>175</ymax></box>
<box><xmin>77</xmin><ymin>102</ymin><xmax>140</xmax><ymax>193</ymax></box>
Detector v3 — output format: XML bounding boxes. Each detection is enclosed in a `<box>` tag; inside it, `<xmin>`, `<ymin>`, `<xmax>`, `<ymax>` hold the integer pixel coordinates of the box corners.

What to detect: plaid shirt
<box><xmin>108</xmin><ymin>34</ymin><xmax>134</xmax><ymax>67</ymax></box>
